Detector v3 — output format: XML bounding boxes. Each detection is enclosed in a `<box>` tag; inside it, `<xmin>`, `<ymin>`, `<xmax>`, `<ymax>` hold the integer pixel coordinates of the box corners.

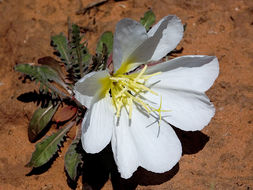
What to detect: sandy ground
<box><xmin>0</xmin><ymin>0</ymin><xmax>252</xmax><ymax>189</ymax></box>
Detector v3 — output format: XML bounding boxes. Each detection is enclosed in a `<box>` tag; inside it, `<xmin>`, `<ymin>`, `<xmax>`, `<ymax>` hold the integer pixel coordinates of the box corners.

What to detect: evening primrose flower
<box><xmin>74</xmin><ymin>15</ymin><xmax>219</xmax><ymax>179</ymax></box>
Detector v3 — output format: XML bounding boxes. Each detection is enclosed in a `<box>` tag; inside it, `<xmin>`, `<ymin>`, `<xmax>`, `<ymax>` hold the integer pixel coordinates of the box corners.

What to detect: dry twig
<box><xmin>76</xmin><ymin>0</ymin><xmax>108</xmax><ymax>15</ymax></box>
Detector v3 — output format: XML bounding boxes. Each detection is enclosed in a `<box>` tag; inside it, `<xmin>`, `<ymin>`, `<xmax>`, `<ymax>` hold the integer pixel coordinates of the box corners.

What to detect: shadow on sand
<box><xmin>80</xmin><ymin>126</ymin><xmax>209</xmax><ymax>190</ymax></box>
<box><xmin>25</xmin><ymin>123</ymin><xmax>209</xmax><ymax>190</ymax></box>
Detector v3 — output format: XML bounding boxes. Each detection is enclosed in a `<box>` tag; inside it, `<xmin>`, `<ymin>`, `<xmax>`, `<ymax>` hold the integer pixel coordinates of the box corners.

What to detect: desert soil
<box><xmin>0</xmin><ymin>0</ymin><xmax>253</xmax><ymax>189</ymax></box>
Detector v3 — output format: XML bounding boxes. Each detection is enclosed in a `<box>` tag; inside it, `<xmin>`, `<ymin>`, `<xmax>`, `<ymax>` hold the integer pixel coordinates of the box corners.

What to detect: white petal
<box><xmin>81</xmin><ymin>96</ymin><xmax>114</xmax><ymax>153</ymax></box>
<box><xmin>74</xmin><ymin>70</ymin><xmax>109</xmax><ymax>109</ymax></box>
<box><xmin>113</xmin><ymin>18</ymin><xmax>147</xmax><ymax>72</ymax></box>
<box><xmin>111</xmin><ymin>108</ymin><xmax>139</xmax><ymax>179</ymax></box>
<box><xmin>127</xmin><ymin>15</ymin><xmax>184</xmax><ymax>63</ymax></box>
<box><xmin>111</xmin><ymin>106</ymin><xmax>182</xmax><ymax>179</ymax></box>
<box><xmin>146</xmin><ymin>55</ymin><xmax>219</xmax><ymax>92</ymax></box>
<box><xmin>145</xmin><ymin>88</ymin><xmax>215</xmax><ymax>131</ymax></box>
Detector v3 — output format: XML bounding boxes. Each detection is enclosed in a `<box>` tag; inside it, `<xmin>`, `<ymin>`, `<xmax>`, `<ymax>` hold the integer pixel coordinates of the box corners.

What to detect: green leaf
<box><xmin>89</xmin><ymin>31</ymin><xmax>113</xmax><ymax>72</ymax></box>
<box><xmin>70</xmin><ymin>24</ymin><xmax>85</xmax><ymax>78</ymax></box>
<box><xmin>96</xmin><ymin>31</ymin><xmax>113</xmax><ymax>55</ymax></box>
<box><xmin>64</xmin><ymin>137</ymin><xmax>82</xmax><ymax>181</ymax></box>
<box><xmin>51</xmin><ymin>33</ymin><xmax>72</xmax><ymax>68</ymax></box>
<box><xmin>38</xmin><ymin>56</ymin><xmax>65</xmax><ymax>80</ymax></box>
<box><xmin>68</xmin><ymin>24</ymin><xmax>91</xmax><ymax>80</ymax></box>
<box><xmin>26</xmin><ymin>122</ymin><xmax>74</xmax><ymax>168</ymax></box>
<box><xmin>15</xmin><ymin>64</ymin><xmax>67</xmax><ymax>95</ymax></box>
<box><xmin>50</xmin><ymin>24</ymin><xmax>92</xmax><ymax>82</ymax></box>
<box><xmin>38</xmin><ymin>56</ymin><xmax>70</xmax><ymax>90</ymax></box>
<box><xmin>15</xmin><ymin>64</ymin><xmax>58</xmax><ymax>82</ymax></box>
<box><xmin>28</xmin><ymin>103</ymin><xmax>59</xmax><ymax>142</ymax></box>
<box><xmin>82</xmin><ymin>53</ymin><xmax>91</xmax><ymax>67</ymax></box>
<box><xmin>140</xmin><ymin>9</ymin><xmax>156</xmax><ymax>31</ymax></box>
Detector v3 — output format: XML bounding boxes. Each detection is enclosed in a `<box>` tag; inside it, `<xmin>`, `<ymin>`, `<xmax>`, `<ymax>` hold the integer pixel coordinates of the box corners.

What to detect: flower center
<box><xmin>105</xmin><ymin>65</ymin><xmax>169</xmax><ymax>125</ymax></box>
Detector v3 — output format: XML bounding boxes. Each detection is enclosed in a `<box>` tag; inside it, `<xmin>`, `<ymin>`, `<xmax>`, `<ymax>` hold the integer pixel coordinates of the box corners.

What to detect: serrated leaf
<box><xmin>15</xmin><ymin>64</ymin><xmax>57</xmax><ymax>81</ymax></box>
<box><xmin>89</xmin><ymin>31</ymin><xmax>113</xmax><ymax>72</ymax></box>
<box><xmin>68</xmin><ymin>24</ymin><xmax>91</xmax><ymax>80</ymax></box>
<box><xmin>15</xmin><ymin>64</ymin><xmax>67</xmax><ymax>94</ymax></box>
<box><xmin>70</xmin><ymin>24</ymin><xmax>84</xmax><ymax>77</ymax></box>
<box><xmin>140</xmin><ymin>9</ymin><xmax>156</xmax><ymax>31</ymax></box>
<box><xmin>96</xmin><ymin>31</ymin><xmax>113</xmax><ymax>55</ymax></box>
<box><xmin>38</xmin><ymin>56</ymin><xmax>66</xmax><ymax>81</ymax></box>
<box><xmin>28</xmin><ymin>103</ymin><xmax>59</xmax><ymax>142</ymax></box>
<box><xmin>71</xmin><ymin>24</ymin><xmax>81</xmax><ymax>43</ymax></box>
<box><xmin>51</xmin><ymin>33</ymin><xmax>72</xmax><ymax>68</ymax></box>
<box><xmin>64</xmin><ymin>137</ymin><xmax>82</xmax><ymax>181</ymax></box>
<box><xmin>26</xmin><ymin>122</ymin><xmax>74</xmax><ymax>168</ymax></box>
<box><xmin>82</xmin><ymin>53</ymin><xmax>91</xmax><ymax>66</ymax></box>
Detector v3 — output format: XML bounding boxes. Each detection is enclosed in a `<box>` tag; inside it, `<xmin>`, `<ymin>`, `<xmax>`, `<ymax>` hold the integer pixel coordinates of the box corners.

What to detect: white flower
<box><xmin>74</xmin><ymin>15</ymin><xmax>219</xmax><ymax>179</ymax></box>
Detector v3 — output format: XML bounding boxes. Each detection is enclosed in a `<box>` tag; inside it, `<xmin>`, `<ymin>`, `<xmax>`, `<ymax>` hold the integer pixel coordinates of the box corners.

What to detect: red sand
<box><xmin>0</xmin><ymin>0</ymin><xmax>252</xmax><ymax>189</ymax></box>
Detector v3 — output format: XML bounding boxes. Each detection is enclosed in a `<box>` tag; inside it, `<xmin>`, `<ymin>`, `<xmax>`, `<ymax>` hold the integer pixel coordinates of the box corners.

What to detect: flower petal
<box><xmin>81</xmin><ymin>96</ymin><xmax>114</xmax><ymax>153</ymax></box>
<box><xmin>145</xmin><ymin>88</ymin><xmax>215</xmax><ymax>131</ymax></box>
<box><xmin>111</xmin><ymin>106</ymin><xmax>182</xmax><ymax>179</ymax></box>
<box><xmin>127</xmin><ymin>15</ymin><xmax>184</xmax><ymax>64</ymax></box>
<box><xmin>74</xmin><ymin>70</ymin><xmax>109</xmax><ymax>109</ymax></box>
<box><xmin>111</xmin><ymin>108</ymin><xmax>139</xmax><ymax>179</ymax></box>
<box><xmin>146</xmin><ymin>55</ymin><xmax>219</xmax><ymax>92</ymax></box>
<box><xmin>113</xmin><ymin>18</ymin><xmax>147</xmax><ymax>72</ymax></box>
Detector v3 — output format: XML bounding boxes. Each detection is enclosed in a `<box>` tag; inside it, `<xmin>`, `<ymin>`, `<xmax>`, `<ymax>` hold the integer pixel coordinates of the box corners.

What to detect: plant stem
<box><xmin>49</xmin><ymin>83</ymin><xmax>86</xmax><ymax>112</ymax></box>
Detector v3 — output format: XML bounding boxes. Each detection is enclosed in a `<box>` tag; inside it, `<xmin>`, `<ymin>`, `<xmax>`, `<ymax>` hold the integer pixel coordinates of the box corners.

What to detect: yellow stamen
<box><xmin>150</xmin><ymin>96</ymin><xmax>171</xmax><ymax>126</ymax></box>
<box><xmin>100</xmin><ymin>65</ymin><xmax>169</xmax><ymax>125</ymax></box>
